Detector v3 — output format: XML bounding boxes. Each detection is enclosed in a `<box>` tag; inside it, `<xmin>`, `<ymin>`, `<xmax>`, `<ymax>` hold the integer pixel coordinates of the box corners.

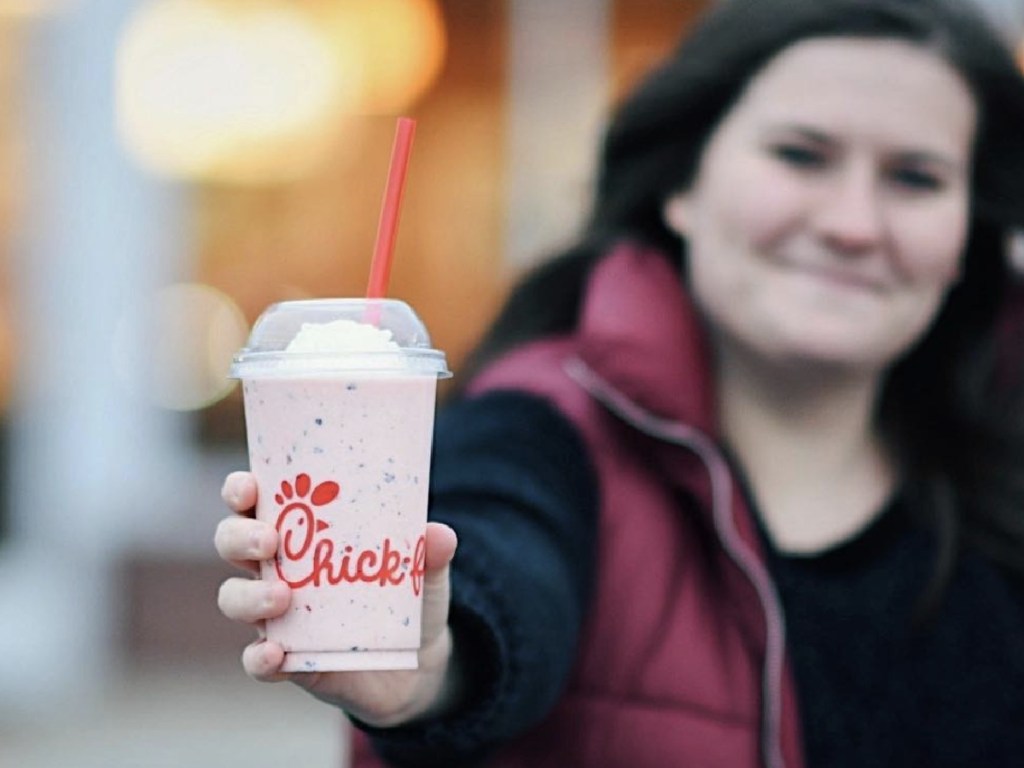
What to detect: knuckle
<box><xmin>220</xmin><ymin>476</ymin><xmax>238</xmax><ymax>504</ymax></box>
<box><xmin>241</xmin><ymin>644</ymin><xmax>261</xmax><ymax>676</ymax></box>
<box><xmin>213</xmin><ymin>519</ymin><xmax>233</xmax><ymax>554</ymax></box>
<box><xmin>222</xmin><ymin>471</ymin><xmax>255</xmax><ymax>510</ymax></box>
<box><xmin>217</xmin><ymin>579</ymin><xmax>244</xmax><ymax>616</ymax></box>
<box><xmin>243</xmin><ymin>642</ymin><xmax>275</xmax><ymax>680</ymax></box>
<box><xmin>214</xmin><ymin>519</ymin><xmax>249</xmax><ymax>560</ymax></box>
<box><xmin>216</xmin><ymin>581</ymin><xmax>231</xmax><ymax>614</ymax></box>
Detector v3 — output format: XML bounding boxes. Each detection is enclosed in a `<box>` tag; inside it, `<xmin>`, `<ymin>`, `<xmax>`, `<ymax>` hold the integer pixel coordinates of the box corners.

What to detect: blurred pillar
<box><xmin>0</xmin><ymin>0</ymin><xmax>189</xmax><ymax>712</ymax></box>
<box><xmin>505</xmin><ymin>0</ymin><xmax>610</xmax><ymax>269</ymax></box>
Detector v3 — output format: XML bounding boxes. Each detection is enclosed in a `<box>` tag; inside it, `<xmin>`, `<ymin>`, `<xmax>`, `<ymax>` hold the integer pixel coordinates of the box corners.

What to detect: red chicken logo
<box><xmin>271</xmin><ymin>472</ymin><xmax>425</xmax><ymax>594</ymax></box>
<box><xmin>274</xmin><ymin>473</ymin><xmax>339</xmax><ymax>567</ymax></box>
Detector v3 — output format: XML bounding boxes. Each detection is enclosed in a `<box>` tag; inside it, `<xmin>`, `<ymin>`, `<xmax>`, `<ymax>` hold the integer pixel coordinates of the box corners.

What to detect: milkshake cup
<box><xmin>230</xmin><ymin>298</ymin><xmax>451</xmax><ymax>672</ymax></box>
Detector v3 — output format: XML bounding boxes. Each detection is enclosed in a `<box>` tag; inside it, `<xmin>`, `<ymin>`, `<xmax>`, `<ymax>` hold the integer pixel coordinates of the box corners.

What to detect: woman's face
<box><xmin>664</xmin><ymin>38</ymin><xmax>977</xmax><ymax>375</ymax></box>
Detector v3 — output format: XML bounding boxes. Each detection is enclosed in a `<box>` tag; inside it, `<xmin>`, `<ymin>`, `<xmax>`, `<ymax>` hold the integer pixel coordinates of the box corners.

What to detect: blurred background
<box><xmin>0</xmin><ymin>1</ymin><xmax>1021</xmax><ymax>766</ymax></box>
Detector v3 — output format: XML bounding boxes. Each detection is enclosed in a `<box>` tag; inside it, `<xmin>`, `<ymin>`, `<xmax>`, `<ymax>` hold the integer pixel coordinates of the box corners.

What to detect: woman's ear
<box><xmin>662</xmin><ymin>192</ymin><xmax>692</xmax><ymax>237</ymax></box>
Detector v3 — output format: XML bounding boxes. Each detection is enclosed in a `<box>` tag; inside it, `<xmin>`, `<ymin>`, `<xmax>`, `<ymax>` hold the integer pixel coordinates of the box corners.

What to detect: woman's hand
<box><xmin>214</xmin><ymin>471</ymin><xmax>460</xmax><ymax>727</ymax></box>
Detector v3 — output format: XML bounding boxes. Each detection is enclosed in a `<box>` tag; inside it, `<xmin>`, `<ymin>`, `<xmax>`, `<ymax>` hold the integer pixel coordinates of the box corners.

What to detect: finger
<box><xmin>218</xmin><ymin>578</ymin><xmax>291</xmax><ymax>623</ymax></box>
<box><xmin>242</xmin><ymin>639</ymin><xmax>291</xmax><ymax>682</ymax></box>
<box><xmin>424</xmin><ymin>522</ymin><xmax>458</xmax><ymax>571</ymax></box>
<box><xmin>214</xmin><ymin>516</ymin><xmax>278</xmax><ymax>571</ymax></box>
<box><xmin>221</xmin><ymin>471</ymin><xmax>258</xmax><ymax>516</ymax></box>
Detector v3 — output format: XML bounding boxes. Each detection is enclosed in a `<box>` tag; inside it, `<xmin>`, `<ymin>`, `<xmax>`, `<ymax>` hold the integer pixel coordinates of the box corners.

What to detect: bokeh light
<box><xmin>318</xmin><ymin>0</ymin><xmax>447</xmax><ymax>115</ymax></box>
<box><xmin>115</xmin><ymin>0</ymin><xmax>352</xmax><ymax>184</ymax></box>
<box><xmin>112</xmin><ymin>282</ymin><xmax>249</xmax><ymax>411</ymax></box>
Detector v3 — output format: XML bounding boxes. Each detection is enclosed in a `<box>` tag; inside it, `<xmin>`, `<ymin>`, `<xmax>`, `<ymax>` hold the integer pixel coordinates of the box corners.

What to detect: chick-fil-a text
<box><xmin>274</xmin><ymin>500</ymin><xmax>426</xmax><ymax>596</ymax></box>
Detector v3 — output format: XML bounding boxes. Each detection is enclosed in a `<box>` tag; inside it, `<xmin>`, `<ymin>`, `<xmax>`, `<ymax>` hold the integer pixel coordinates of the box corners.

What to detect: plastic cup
<box><xmin>230</xmin><ymin>298</ymin><xmax>451</xmax><ymax>672</ymax></box>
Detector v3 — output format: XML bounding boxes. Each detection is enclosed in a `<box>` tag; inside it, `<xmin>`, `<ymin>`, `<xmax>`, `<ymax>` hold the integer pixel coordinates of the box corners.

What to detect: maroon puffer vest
<box><xmin>352</xmin><ymin>243</ymin><xmax>805</xmax><ymax>767</ymax></box>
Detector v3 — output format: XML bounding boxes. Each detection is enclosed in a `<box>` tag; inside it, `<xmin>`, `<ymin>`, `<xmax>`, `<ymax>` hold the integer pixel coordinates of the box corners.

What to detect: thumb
<box><xmin>420</xmin><ymin>521</ymin><xmax>457</xmax><ymax>647</ymax></box>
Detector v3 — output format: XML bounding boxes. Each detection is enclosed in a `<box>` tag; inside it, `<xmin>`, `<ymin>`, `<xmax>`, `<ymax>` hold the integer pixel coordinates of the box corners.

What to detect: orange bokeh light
<box><xmin>317</xmin><ymin>0</ymin><xmax>447</xmax><ymax>115</ymax></box>
<box><xmin>116</xmin><ymin>0</ymin><xmax>353</xmax><ymax>184</ymax></box>
<box><xmin>115</xmin><ymin>0</ymin><xmax>447</xmax><ymax>184</ymax></box>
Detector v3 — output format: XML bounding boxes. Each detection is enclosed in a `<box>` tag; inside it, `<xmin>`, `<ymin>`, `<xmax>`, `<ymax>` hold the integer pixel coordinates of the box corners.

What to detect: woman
<box><xmin>215</xmin><ymin>0</ymin><xmax>1024</xmax><ymax>765</ymax></box>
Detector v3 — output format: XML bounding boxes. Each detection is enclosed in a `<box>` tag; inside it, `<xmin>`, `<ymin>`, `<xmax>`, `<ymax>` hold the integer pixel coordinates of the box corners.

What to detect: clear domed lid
<box><xmin>230</xmin><ymin>298</ymin><xmax>450</xmax><ymax>379</ymax></box>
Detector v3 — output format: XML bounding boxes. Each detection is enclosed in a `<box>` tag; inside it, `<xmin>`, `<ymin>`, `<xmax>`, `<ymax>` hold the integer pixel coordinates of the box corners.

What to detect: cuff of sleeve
<box><xmin>348</xmin><ymin>556</ymin><xmax>515</xmax><ymax>766</ymax></box>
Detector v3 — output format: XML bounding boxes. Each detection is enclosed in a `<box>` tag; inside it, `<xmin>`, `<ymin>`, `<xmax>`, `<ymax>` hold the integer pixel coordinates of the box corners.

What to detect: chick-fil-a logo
<box><xmin>272</xmin><ymin>473</ymin><xmax>426</xmax><ymax>596</ymax></box>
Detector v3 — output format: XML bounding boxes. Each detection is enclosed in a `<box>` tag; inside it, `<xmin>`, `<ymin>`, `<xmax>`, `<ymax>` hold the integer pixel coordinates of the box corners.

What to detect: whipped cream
<box><xmin>285</xmin><ymin>319</ymin><xmax>401</xmax><ymax>355</ymax></box>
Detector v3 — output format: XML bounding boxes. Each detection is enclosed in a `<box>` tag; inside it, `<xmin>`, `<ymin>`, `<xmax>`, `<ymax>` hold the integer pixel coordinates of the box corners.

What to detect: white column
<box><xmin>505</xmin><ymin>0</ymin><xmax>610</xmax><ymax>269</ymax></box>
<box><xmin>0</xmin><ymin>0</ymin><xmax>189</xmax><ymax>712</ymax></box>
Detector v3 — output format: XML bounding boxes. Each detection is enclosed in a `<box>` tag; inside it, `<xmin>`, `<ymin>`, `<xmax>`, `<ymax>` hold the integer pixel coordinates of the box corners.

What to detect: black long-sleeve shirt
<box><xmin>356</xmin><ymin>391</ymin><xmax>599</xmax><ymax>766</ymax></box>
<box><xmin>358</xmin><ymin>391</ymin><xmax>1024</xmax><ymax>766</ymax></box>
<box><xmin>764</xmin><ymin>502</ymin><xmax>1024</xmax><ymax>766</ymax></box>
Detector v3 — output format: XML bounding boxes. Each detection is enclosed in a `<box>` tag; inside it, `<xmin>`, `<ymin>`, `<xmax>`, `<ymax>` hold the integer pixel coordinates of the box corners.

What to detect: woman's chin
<box><xmin>717</xmin><ymin>316</ymin><xmax>923</xmax><ymax>380</ymax></box>
<box><xmin>765</xmin><ymin>340</ymin><xmax>895</xmax><ymax>379</ymax></box>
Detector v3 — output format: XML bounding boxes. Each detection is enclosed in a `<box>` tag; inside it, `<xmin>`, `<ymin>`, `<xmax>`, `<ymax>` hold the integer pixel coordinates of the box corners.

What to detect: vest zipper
<box><xmin>565</xmin><ymin>356</ymin><xmax>787</xmax><ymax>768</ymax></box>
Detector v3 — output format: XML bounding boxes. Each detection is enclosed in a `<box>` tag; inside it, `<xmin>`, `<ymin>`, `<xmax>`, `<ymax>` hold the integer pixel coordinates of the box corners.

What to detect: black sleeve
<box><xmin>352</xmin><ymin>389</ymin><xmax>600</xmax><ymax>766</ymax></box>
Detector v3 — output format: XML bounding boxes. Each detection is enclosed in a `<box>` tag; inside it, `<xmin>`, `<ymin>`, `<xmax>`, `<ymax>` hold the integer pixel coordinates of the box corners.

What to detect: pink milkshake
<box><xmin>231</xmin><ymin>299</ymin><xmax>450</xmax><ymax>672</ymax></box>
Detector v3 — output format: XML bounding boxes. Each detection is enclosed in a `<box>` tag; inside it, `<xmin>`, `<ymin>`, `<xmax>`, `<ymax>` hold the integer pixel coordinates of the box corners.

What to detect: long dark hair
<box><xmin>465</xmin><ymin>0</ymin><xmax>1024</xmax><ymax>603</ymax></box>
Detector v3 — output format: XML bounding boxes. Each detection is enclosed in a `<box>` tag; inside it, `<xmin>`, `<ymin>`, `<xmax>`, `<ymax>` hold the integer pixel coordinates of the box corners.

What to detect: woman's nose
<box><xmin>812</xmin><ymin>163</ymin><xmax>885</xmax><ymax>254</ymax></box>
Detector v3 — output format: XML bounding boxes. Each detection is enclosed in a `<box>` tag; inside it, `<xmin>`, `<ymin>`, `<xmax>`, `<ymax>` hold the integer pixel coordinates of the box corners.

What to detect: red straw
<box><xmin>366</xmin><ymin>117</ymin><xmax>417</xmax><ymax>299</ymax></box>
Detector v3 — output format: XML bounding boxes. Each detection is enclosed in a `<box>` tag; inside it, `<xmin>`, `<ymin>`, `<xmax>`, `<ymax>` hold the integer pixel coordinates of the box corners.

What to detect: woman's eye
<box><xmin>889</xmin><ymin>167</ymin><xmax>943</xmax><ymax>192</ymax></box>
<box><xmin>771</xmin><ymin>144</ymin><xmax>826</xmax><ymax>169</ymax></box>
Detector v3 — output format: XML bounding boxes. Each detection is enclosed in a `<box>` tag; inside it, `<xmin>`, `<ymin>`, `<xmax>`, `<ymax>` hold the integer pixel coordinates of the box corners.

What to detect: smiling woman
<box><xmin>659</xmin><ymin>37</ymin><xmax>978</xmax><ymax>554</ymax></box>
<box><xmin>663</xmin><ymin>39</ymin><xmax>975</xmax><ymax>377</ymax></box>
<box><xmin>663</xmin><ymin>39</ymin><xmax>974</xmax><ymax>376</ymax></box>
<box><xmin>211</xmin><ymin>1</ymin><xmax>1024</xmax><ymax>766</ymax></box>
